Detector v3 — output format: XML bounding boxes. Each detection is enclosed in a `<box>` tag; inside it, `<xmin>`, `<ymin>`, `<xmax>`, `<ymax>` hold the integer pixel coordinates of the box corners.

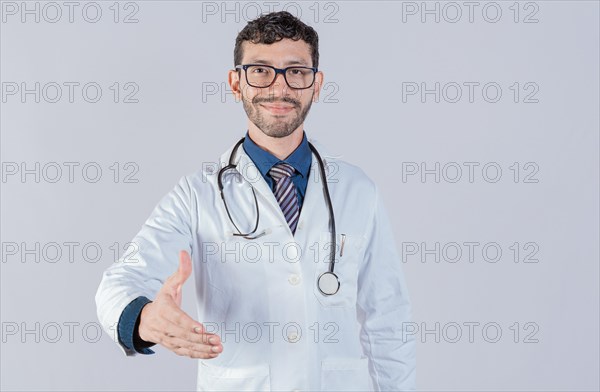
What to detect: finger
<box><xmin>203</xmin><ymin>333</ymin><xmax>222</xmax><ymax>346</ymax></box>
<box><xmin>163</xmin><ymin>303</ymin><xmax>205</xmax><ymax>332</ymax></box>
<box><xmin>148</xmin><ymin>319</ymin><xmax>222</xmax><ymax>359</ymax></box>
<box><xmin>161</xmin><ymin>335</ymin><xmax>220</xmax><ymax>355</ymax></box>
<box><xmin>163</xmin><ymin>320</ymin><xmax>223</xmax><ymax>347</ymax></box>
<box><xmin>172</xmin><ymin>346</ymin><xmax>220</xmax><ymax>359</ymax></box>
<box><xmin>156</xmin><ymin>313</ymin><xmax>219</xmax><ymax>344</ymax></box>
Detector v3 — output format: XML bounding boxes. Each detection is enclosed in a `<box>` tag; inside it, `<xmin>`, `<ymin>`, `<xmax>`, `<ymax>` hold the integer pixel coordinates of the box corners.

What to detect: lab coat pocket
<box><xmin>313</xmin><ymin>232</ymin><xmax>364</xmax><ymax>308</ymax></box>
<box><xmin>320</xmin><ymin>357</ymin><xmax>373</xmax><ymax>391</ymax></box>
<box><xmin>197</xmin><ymin>361</ymin><xmax>271</xmax><ymax>391</ymax></box>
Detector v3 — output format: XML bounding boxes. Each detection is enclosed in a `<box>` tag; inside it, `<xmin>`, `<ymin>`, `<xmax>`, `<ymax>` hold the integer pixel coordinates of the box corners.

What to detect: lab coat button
<box><xmin>287</xmin><ymin>332</ymin><xmax>299</xmax><ymax>343</ymax></box>
<box><xmin>288</xmin><ymin>274</ymin><xmax>301</xmax><ymax>285</ymax></box>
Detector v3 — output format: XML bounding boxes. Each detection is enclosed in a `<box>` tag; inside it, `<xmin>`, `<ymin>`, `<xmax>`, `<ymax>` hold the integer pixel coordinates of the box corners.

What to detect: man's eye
<box><xmin>290</xmin><ymin>69</ymin><xmax>309</xmax><ymax>75</ymax></box>
<box><xmin>252</xmin><ymin>67</ymin><xmax>268</xmax><ymax>73</ymax></box>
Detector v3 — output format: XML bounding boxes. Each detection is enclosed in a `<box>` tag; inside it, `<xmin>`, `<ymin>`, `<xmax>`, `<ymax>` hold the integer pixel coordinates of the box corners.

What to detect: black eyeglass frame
<box><xmin>235</xmin><ymin>64</ymin><xmax>319</xmax><ymax>90</ymax></box>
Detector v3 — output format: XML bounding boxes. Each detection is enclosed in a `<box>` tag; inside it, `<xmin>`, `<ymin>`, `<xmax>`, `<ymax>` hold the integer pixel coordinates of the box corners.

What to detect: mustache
<box><xmin>252</xmin><ymin>97</ymin><xmax>300</xmax><ymax>107</ymax></box>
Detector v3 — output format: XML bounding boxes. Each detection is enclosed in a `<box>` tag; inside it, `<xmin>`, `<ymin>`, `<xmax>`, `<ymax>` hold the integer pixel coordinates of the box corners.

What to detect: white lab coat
<box><xmin>95</xmin><ymin>137</ymin><xmax>416</xmax><ymax>391</ymax></box>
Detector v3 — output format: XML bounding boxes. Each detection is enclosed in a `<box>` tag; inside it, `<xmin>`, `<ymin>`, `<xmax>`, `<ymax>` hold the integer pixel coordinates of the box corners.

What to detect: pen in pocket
<box><xmin>340</xmin><ymin>234</ymin><xmax>346</xmax><ymax>257</ymax></box>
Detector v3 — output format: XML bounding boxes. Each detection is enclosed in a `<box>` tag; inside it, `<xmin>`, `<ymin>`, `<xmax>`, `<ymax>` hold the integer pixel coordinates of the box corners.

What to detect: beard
<box><xmin>242</xmin><ymin>91</ymin><xmax>314</xmax><ymax>138</ymax></box>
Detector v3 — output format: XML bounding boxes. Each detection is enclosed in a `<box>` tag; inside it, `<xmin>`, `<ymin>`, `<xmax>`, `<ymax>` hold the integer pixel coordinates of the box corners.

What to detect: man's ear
<box><xmin>312</xmin><ymin>70</ymin><xmax>324</xmax><ymax>102</ymax></box>
<box><xmin>228</xmin><ymin>69</ymin><xmax>242</xmax><ymax>101</ymax></box>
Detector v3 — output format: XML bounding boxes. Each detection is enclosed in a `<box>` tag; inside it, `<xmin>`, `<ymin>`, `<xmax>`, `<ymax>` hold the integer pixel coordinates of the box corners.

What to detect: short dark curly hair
<box><xmin>234</xmin><ymin>11</ymin><xmax>319</xmax><ymax>68</ymax></box>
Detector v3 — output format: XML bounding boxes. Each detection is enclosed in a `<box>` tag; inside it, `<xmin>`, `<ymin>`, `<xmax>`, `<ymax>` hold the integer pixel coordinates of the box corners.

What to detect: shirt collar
<box><xmin>242</xmin><ymin>130</ymin><xmax>312</xmax><ymax>179</ymax></box>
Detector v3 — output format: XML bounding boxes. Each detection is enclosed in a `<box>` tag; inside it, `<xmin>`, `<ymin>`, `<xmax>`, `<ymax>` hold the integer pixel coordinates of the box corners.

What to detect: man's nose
<box><xmin>267</xmin><ymin>72</ymin><xmax>290</xmax><ymax>96</ymax></box>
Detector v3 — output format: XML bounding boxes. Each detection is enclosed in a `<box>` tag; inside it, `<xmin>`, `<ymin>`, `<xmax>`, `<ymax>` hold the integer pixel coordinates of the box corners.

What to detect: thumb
<box><xmin>164</xmin><ymin>250</ymin><xmax>192</xmax><ymax>305</ymax></box>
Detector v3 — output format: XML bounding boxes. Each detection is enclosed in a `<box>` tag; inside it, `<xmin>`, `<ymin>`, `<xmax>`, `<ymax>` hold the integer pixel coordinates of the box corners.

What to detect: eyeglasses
<box><xmin>235</xmin><ymin>64</ymin><xmax>318</xmax><ymax>90</ymax></box>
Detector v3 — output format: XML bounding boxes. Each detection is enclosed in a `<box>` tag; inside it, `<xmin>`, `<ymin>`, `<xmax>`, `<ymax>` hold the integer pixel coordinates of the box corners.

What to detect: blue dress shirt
<box><xmin>118</xmin><ymin>131</ymin><xmax>313</xmax><ymax>354</ymax></box>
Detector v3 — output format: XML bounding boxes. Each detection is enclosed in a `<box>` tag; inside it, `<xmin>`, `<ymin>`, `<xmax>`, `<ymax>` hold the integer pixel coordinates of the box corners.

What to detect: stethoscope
<box><xmin>217</xmin><ymin>137</ymin><xmax>340</xmax><ymax>296</ymax></box>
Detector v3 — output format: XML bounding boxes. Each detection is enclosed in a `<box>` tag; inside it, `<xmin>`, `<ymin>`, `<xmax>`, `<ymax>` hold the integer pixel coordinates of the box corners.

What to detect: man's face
<box><xmin>229</xmin><ymin>38</ymin><xmax>323</xmax><ymax>138</ymax></box>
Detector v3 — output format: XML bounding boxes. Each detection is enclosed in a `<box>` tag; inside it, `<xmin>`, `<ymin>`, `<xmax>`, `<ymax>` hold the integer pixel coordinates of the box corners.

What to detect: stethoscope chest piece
<box><xmin>317</xmin><ymin>271</ymin><xmax>340</xmax><ymax>296</ymax></box>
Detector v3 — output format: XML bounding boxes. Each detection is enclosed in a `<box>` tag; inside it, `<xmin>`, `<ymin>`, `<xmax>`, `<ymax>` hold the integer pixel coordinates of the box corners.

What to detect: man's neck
<box><xmin>247</xmin><ymin>126</ymin><xmax>304</xmax><ymax>160</ymax></box>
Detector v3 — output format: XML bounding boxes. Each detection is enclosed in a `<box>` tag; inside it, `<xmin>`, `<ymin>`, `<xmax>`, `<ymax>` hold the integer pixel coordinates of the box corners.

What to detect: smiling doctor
<box><xmin>96</xmin><ymin>11</ymin><xmax>415</xmax><ymax>392</ymax></box>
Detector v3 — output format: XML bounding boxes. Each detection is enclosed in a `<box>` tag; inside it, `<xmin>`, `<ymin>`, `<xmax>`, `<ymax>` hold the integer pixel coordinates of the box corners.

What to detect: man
<box><xmin>96</xmin><ymin>11</ymin><xmax>416</xmax><ymax>391</ymax></box>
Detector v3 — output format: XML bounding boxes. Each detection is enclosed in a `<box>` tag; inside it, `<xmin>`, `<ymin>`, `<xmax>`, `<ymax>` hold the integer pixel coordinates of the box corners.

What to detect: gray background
<box><xmin>1</xmin><ymin>1</ymin><xmax>598</xmax><ymax>391</ymax></box>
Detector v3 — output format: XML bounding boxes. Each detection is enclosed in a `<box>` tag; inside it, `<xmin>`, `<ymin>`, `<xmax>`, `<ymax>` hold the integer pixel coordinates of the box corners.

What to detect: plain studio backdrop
<box><xmin>1</xmin><ymin>1</ymin><xmax>598</xmax><ymax>391</ymax></box>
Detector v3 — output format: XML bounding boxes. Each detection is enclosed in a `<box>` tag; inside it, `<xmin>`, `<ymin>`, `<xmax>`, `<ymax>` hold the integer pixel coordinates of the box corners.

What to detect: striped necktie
<box><xmin>268</xmin><ymin>162</ymin><xmax>300</xmax><ymax>234</ymax></box>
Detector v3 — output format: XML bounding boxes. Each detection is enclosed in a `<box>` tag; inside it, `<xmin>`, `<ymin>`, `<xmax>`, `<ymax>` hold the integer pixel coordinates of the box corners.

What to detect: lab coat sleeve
<box><xmin>95</xmin><ymin>176</ymin><xmax>194</xmax><ymax>356</ymax></box>
<box><xmin>357</xmin><ymin>185</ymin><xmax>416</xmax><ymax>391</ymax></box>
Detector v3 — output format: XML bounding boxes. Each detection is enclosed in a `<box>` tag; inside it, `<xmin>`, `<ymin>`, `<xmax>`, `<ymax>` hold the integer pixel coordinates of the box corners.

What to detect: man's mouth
<box><xmin>260</xmin><ymin>103</ymin><xmax>295</xmax><ymax>115</ymax></box>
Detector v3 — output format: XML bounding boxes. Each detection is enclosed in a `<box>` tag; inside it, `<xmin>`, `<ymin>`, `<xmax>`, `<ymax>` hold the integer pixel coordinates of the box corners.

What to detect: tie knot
<box><xmin>269</xmin><ymin>162</ymin><xmax>295</xmax><ymax>181</ymax></box>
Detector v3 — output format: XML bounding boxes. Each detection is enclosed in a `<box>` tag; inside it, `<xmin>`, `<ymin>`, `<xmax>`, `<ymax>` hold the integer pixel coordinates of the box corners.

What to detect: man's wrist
<box><xmin>133</xmin><ymin>301</ymin><xmax>155</xmax><ymax>349</ymax></box>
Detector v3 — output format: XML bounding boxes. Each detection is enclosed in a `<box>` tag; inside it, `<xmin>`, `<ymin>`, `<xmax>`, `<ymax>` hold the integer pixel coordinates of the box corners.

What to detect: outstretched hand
<box><xmin>138</xmin><ymin>250</ymin><xmax>223</xmax><ymax>359</ymax></box>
